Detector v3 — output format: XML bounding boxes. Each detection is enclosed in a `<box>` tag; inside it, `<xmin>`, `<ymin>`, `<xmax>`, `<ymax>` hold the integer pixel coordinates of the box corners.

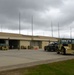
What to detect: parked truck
<box><xmin>44</xmin><ymin>42</ymin><xmax>58</xmax><ymax>52</ymax></box>
<box><xmin>57</xmin><ymin>38</ymin><xmax>74</xmax><ymax>55</ymax></box>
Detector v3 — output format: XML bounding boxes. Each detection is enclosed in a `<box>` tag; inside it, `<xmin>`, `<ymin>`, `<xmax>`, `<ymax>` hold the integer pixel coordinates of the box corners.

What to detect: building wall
<box><xmin>0</xmin><ymin>32</ymin><xmax>58</xmax><ymax>50</ymax></box>
<box><xmin>20</xmin><ymin>40</ymin><xmax>30</xmax><ymax>48</ymax></box>
<box><xmin>42</xmin><ymin>41</ymin><xmax>49</xmax><ymax>49</ymax></box>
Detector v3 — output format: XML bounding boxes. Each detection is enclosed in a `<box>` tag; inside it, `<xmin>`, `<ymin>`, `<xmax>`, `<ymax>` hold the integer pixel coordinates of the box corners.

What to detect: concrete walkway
<box><xmin>0</xmin><ymin>50</ymin><xmax>74</xmax><ymax>71</ymax></box>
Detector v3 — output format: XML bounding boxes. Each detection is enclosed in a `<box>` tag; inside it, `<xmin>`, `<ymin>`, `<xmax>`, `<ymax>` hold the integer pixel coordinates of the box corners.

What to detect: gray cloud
<box><xmin>0</xmin><ymin>0</ymin><xmax>74</xmax><ymax>37</ymax></box>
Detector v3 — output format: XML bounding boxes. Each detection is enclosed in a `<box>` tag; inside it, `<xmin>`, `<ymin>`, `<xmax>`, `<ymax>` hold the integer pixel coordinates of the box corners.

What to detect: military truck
<box><xmin>57</xmin><ymin>38</ymin><xmax>74</xmax><ymax>55</ymax></box>
<box><xmin>44</xmin><ymin>42</ymin><xmax>58</xmax><ymax>52</ymax></box>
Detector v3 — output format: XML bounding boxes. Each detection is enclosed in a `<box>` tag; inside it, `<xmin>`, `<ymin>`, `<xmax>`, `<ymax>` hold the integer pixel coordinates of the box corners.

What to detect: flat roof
<box><xmin>0</xmin><ymin>32</ymin><xmax>58</xmax><ymax>41</ymax></box>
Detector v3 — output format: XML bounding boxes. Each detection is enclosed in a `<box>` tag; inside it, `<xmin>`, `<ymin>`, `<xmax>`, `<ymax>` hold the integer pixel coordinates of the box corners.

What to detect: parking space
<box><xmin>0</xmin><ymin>49</ymin><xmax>74</xmax><ymax>71</ymax></box>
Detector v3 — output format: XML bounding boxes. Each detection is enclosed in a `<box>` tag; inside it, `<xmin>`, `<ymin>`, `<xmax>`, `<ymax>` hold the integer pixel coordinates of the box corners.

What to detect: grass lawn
<box><xmin>0</xmin><ymin>59</ymin><xmax>74</xmax><ymax>75</ymax></box>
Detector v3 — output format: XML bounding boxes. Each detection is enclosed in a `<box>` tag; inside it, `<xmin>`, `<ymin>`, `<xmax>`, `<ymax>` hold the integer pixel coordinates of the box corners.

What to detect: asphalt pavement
<box><xmin>0</xmin><ymin>49</ymin><xmax>74</xmax><ymax>71</ymax></box>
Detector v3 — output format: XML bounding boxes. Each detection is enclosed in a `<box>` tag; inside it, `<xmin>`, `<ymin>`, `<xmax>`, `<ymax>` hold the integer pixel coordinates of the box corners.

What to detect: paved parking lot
<box><xmin>0</xmin><ymin>49</ymin><xmax>74</xmax><ymax>71</ymax></box>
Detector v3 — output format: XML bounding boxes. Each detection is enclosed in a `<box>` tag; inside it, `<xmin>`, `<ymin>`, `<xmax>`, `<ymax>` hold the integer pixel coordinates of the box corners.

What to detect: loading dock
<box><xmin>30</xmin><ymin>40</ymin><xmax>42</xmax><ymax>49</ymax></box>
<box><xmin>9</xmin><ymin>40</ymin><xmax>19</xmax><ymax>49</ymax></box>
<box><xmin>0</xmin><ymin>39</ymin><xmax>9</xmax><ymax>50</ymax></box>
<box><xmin>0</xmin><ymin>39</ymin><xmax>5</xmax><ymax>44</ymax></box>
<box><xmin>0</xmin><ymin>32</ymin><xmax>58</xmax><ymax>50</ymax></box>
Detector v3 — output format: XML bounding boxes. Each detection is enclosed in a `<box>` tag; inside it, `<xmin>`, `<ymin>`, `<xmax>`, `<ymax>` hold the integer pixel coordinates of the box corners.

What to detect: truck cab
<box><xmin>57</xmin><ymin>38</ymin><xmax>74</xmax><ymax>55</ymax></box>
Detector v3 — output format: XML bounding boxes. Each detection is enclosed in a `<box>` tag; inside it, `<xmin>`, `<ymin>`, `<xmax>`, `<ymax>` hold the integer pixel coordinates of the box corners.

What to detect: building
<box><xmin>0</xmin><ymin>32</ymin><xmax>58</xmax><ymax>50</ymax></box>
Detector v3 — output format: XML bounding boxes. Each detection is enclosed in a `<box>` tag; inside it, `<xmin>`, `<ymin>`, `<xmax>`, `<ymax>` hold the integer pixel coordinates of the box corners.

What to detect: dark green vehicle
<box><xmin>44</xmin><ymin>42</ymin><xmax>58</xmax><ymax>52</ymax></box>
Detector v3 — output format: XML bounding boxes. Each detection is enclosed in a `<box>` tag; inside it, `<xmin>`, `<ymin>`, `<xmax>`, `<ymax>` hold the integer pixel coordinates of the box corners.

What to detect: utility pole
<box><xmin>30</xmin><ymin>15</ymin><xmax>34</xmax><ymax>47</ymax></box>
<box><xmin>58</xmin><ymin>23</ymin><xmax>60</xmax><ymax>38</ymax></box>
<box><xmin>32</xmin><ymin>16</ymin><xmax>33</xmax><ymax>40</ymax></box>
<box><xmin>18</xmin><ymin>12</ymin><xmax>21</xmax><ymax>50</ymax></box>
<box><xmin>70</xmin><ymin>27</ymin><xmax>72</xmax><ymax>39</ymax></box>
<box><xmin>51</xmin><ymin>21</ymin><xmax>53</xmax><ymax>37</ymax></box>
<box><xmin>19</xmin><ymin>12</ymin><xmax>21</xmax><ymax>34</ymax></box>
<box><xmin>43</xmin><ymin>32</ymin><xmax>44</xmax><ymax>36</ymax></box>
<box><xmin>1</xmin><ymin>24</ymin><xmax>2</xmax><ymax>32</ymax></box>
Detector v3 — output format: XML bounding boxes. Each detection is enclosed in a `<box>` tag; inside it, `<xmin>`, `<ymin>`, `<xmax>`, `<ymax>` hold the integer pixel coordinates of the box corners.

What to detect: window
<box><xmin>60</xmin><ymin>39</ymin><xmax>71</xmax><ymax>44</ymax></box>
<box><xmin>72</xmin><ymin>40</ymin><xmax>74</xmax><ymax>44</ymax></box>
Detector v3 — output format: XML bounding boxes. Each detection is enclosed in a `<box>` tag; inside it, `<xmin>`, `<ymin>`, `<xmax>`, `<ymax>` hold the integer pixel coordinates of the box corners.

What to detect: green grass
<box><xmin>0</xmin><ymin>59</ymin><xmax>74</xmax><ymax>75</ymax></box>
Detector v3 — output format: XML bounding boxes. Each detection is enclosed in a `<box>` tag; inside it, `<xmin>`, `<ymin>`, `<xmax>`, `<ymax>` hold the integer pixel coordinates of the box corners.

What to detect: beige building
<box><xmin>0</xmin><ymin>32</ymin><xmax>58</xmax><ymax>50</ymax></box>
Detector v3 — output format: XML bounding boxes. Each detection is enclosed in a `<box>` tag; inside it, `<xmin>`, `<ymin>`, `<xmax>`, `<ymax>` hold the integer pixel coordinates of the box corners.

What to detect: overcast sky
<box><xmin>0</xmin><ymin>0</ymin><xmax>74</xmax><ymax>38</ymax></box>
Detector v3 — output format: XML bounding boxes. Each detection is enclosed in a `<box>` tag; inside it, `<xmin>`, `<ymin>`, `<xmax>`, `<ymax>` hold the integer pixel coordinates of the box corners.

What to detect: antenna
<box><xmin>58</xmin><ymin>23</ymin><xmax>60</xmax><ymax>38</ymax></box>
<box><xmin>1</xmin><ymin>24</ymin><xmax>2</xmax><ymax>32</ymax></box>
<box><xmin>19</xmin><ymin>12</ymin><xmax>21</xmax><ymax>34</ymax></box>
<box><xmin>70</xmin><ymin>27</ymin><xmax>72</xmax><ymax>39</ymax></box>
<box><xmin>43</xmin><ymin>32</ymin><xmax>44</xmax><ymax>36</ymax></box>
<box><xmin>31</xmin><ymin>15</ymin><xmax>34</xmax><ymax>47</ymax></box>
<box><xmin>31</xmin><ymin>15</ymin><xmax>33</xmax><ymax>40</ymax></box>
<box><xmin>51</xmin><ymin>21</ymin><xmax>53</xmax><ymax>37</ymax></box>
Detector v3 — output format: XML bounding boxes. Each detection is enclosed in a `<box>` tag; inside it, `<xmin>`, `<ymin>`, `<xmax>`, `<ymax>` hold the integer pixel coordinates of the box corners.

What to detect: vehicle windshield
<box><xmin>60</xmin><ymin>39</ymin><xmax>71</xmax><ymax>46</ymax></box>
<box><xmin>48</xmin><ymin>42</ymin><xmax>58</xmax><ymax>46</ymax></box>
